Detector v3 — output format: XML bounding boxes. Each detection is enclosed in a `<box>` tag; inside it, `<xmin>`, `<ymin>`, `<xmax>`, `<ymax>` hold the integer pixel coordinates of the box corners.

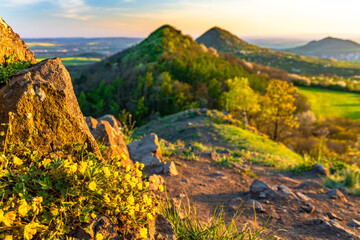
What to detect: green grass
<box><xmin>162</xmin><ymin>197</ymin><xmax>276</xmax><ymax>240</ymax></box>
<box><xmin>36</xmin><ymin>57</ymin><xmax>101</xmax><ymax>66</ymax></box>
<box><xmin>298</xmin><ymin>86</ymin><xmax>360</xmax><ymax>120</ymax></box>
<box><xmin>212</xmin><ymin>123</ymin><xmax>303</xmax><ymax>170</ymax></box>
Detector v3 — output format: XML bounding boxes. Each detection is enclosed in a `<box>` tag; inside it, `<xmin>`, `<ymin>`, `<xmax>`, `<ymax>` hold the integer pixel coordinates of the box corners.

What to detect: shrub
<box><xmin>0</xmin><ymin>54</ymin><xmax>31</xmax><ymax>86</ymax></box>
<box><xmin>0</xmin><ymin>142</ymin><xmax>160</xmax><ymax>239</ymax></box>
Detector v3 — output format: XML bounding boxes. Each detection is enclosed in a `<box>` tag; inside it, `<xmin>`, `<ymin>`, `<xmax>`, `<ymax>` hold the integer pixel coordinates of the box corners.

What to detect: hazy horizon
<box><xmin>1</xmin><ymin>0</ymin><xmax>360</xmax><ymax>41</ymax></box>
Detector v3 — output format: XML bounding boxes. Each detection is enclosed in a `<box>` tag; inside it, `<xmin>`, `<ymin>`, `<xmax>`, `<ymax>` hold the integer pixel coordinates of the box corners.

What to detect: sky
<box><xmin>1</xmin><ymin>0</ymin><xmax>360</xmax><ymax>40</ymax></box>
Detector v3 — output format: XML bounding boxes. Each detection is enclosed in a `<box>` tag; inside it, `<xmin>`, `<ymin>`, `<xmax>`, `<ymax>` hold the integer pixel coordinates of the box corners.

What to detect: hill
<box><xmin>196</xmin><ymin>26</ymin><xmax>261</xmax><ymax>52</ymax></box>
<box><xmin>75</xmin><ymin>25</ymin><xmax>269</xmax><ymax>124</ymax></box>
<box><xmin>284</xmin><ymin>37</ymin><xmax>360</xmax><ymax>61</ymax></box>
<box><xmin>197</xmin><ymin>27</ymin><xmax>360</xmax><ymax>76</ymax></box>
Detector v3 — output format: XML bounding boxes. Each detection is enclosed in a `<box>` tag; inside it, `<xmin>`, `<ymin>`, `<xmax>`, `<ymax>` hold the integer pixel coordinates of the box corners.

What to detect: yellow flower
<box><xmin>0</xmin><ymin>209</ymin><xmax>4</xmax><ymax>222</ymax></box>
<box><xmin>69</xmin><ymin>163</ymin><xmax>77</xmax><ymax>173</ymax></box>
<box><xmin>3</xmin><ymin>211</ymin><xmax>16</xmax><ymax>227</ymax></box>
<box><xmin>136</xmin><ymin>170</ymin><xmax>142</xmax><ymax>178</ymax></box>
<box><xmin>91</xmin><ymin>213</ymin><xmax>97</xmax><ymax>219</ymax></box>
<box><xmin>96</xmin><ymin>233</ymin><xmax>104</xmax><ymax>240</ymax></box>
<box><xmin>139</xmin><ymin>227</ymin><xmax>148</xmax><ymax>239</ymax></box>
<box><xmin>137</xmin><ymin>183</ymin><xmax>143</xmax><ymax>191</ymax></box>
<box><xmin>102</xmin><ymin>167</ymin><xmax>111</xmax><ymax>178</ymax></box>
<box><xmin>158</xmin><ymin>185</ymin><xmax>164</xmax><ymax>192</ymax></box>
<box><xmin>150</xmin><ymin>179</ymin><xmax>156</xmax><ymax>184</ymax></box>
<box><xmin>121</xmin><ymin>153</ymin><xmax>128</xmax><ymax>160</ymax></box>
<box><xmin>24</xmin><ymin>222</ymin><xmax>37</xmax><ymax>240</ymax></box>
<box><xmin>50</xmin><ymin>208</ymin><xmax>59</xmax><ymax>216</ymax></box>
<box><xmin>79</xmin><ymin>162</ymin><xmax>87</xmax><ymax>174</ymax></box>
<box><xmin>104</xmin><ymin>194</ymin><xmax>110</xmax><ymax>203</ymax></box>
<box><xmin>125</xmin><ymin>166</ymin><xmax>131</xmax><ymax>172</ymax></box>
<box><xmin>13</xmin><ymin>156</ymin><xmax>23</xmax><ymax>166</ymax></box>
<box><xmin>4</xmin><ymin>236</ymin><xmax>13</xmax><ymax>240</ymax></box>
<box><xmin>135</xmin><ymin>162</ymin><xmax>140</xmax><ymax>168</ymax></box>
<box><xmin>127</xmin><ymin>195</ymin><xmax>134</xmax><ymax>205</ymax></box>
<box><xmin>139</xmin><ymin>163</ymin><xmax>145</xmax><ymax>170</ymax></box>
<box><xmin>18</xmin><ymin>199</ymin><xmax>31</xmax><ymax>217</ymax></box>
<box><xmin>88</xmin><ymin>181</ymin><xmax>97</xmax><ymax>191</ymax></box>
<box><xmin>147</xmin><ymin>213</ymin><xmax>154</xmax><ymax>220</ymax></box>
<box><xmin>41</xmin><ymin>158</ymin><xmax>51</xmax><ymax>167</ymax></box>
<box><xmin>124</xmin><ymin>174</ymin><xmax>131</xmax><ymax>182</ymax></box>
<box><xmin>144</xmin><ymin>182</ymin><xmax>150</xmax><ymax>188</ymax></box>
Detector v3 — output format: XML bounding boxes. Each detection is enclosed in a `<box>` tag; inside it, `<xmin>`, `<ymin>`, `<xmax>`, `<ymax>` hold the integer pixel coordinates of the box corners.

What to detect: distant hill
<box><xmin>197</xmin><ymin>27</ymin><xmax>360</xmax><ymax>76</ymax></box>
<box><xmin>284</xmin><ymin>37</ymin><xmax>360</xmax><ymax>60</ymax></box>
<box><xmin>196</xmin><ymin>27</ymin><xmax>261</xmax><ymax>52</ymax></box>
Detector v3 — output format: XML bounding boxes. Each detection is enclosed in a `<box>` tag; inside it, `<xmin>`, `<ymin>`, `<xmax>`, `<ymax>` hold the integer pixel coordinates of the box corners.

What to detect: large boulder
<box><xmin>0</xmin><ymin>58</ymin><xmax>101</xmax><ymax>158</ymax></box>
<box><xmin>0</xmin><ymin>16</ymin><xmax>35</xmax><ymax>64</ymax></box>
<box><xmin>86</xmin><ymin>115</ymin><xmax>131</xmax><ymax>165</ymax></box>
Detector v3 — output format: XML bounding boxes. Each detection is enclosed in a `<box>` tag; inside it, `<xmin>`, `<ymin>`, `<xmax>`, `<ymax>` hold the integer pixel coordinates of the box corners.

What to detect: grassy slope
<box><xmin>298</xmin><ymin>86</ymin><xmax>360</xmax><ymax>120</ymax></box>
<box><xmin>212</xmin><ymin>123</ymin><xmax>303</xmax><ymax>169</ymax></box>
<box><xmin>134</xmin><ymin>109</ymin><xmax>303</xmax><ymax>170</ymax></box>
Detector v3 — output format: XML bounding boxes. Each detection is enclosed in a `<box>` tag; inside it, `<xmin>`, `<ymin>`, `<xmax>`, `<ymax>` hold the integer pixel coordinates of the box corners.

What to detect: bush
<box><xmin>0</xmin><ymin>142</ymin><xmax>160</xmax><ymax>239</ymax></box>
<box><xmin>0</xmin><ymin>54</ymin><xmax>31</xmax><ymax>86</ymax></box>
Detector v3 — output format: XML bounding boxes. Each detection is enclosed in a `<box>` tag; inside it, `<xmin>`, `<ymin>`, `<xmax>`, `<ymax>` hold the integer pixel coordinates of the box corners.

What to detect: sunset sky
<box><xmin>1</xmin><ymin>0</ymin><xmax>360</xmax><ymax>40</ymax></box>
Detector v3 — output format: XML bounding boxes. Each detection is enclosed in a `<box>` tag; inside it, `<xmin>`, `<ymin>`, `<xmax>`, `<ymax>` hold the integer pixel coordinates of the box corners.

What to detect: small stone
<box><xmin>250</xmin><ymin>179</ymin><xmax>274</xmax><ymax>195</ymax></box>
<box><xmin>326</xmin><ymin>212</ymin><xmax>343</xmax><ymax>221</ymax></box>
<box><xmin>273</xmin><ymin>185</ymin><xmax>297</xmax><ymax>198</ymax></box>
<box><xmin>163</xmin><ymin>161</ymin><xmax>178</xmax><ymax>176</ymax></box>
<box><xmin>304</xmin><ymin>217</ymin><xmax>328</xmax><ymax>225</ymax></box>
<box><xmin>295</xmin><ymin>192</ymin><xmax>313</xmax><ymax>203</ymax></box>
<box><xmin>313</xmin><ymin>163</ymin><xmax>330</xmax><ymax>176</ymax></box>
<box><xmin>326</xmin><ymin>189</ymin><xmax>347</xmax><ymax>202</ymax></box>
<box><xmin>347</xmin><ymin>219</ymin><xmax>360</xmax><ymax>228</ymax></box>
<box><xmin>244</xmin><ymin>199</ymin><xmax>266</xmax><ymax>213</ymax></box>
<box><xmin>300</xmin><ymin>205</ymin><xmax>315</xmax><ymax>214</ymax></box>
<box><xmin>229</xmin><ymin>197</ymin><xmax>244</xmax><ymax>211</ymax></box>
<box><xmin>181</xmin><ymin>178</ymin><xmax>189</xmax><ymax>183</ymax></box>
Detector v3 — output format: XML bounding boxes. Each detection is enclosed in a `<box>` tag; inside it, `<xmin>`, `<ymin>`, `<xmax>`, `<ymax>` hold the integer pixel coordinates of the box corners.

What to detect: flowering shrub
<box><xmin>0</xmin><ymin>142</ymin><xmax>160</xmax><ymax>239</ymax></box>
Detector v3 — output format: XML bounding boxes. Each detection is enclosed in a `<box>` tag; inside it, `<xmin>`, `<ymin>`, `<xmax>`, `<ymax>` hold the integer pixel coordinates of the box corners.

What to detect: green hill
<box><xmin>75</xmin><ymin>25</ymin><xmax>268</xmax><ymax>124</ymax></box>
<box><xmin>197</xmin><ymin>27</ymin><xmax>360</xmax><ymax>76</ymax></box>
<box><xmin>196</xmin><ymin>27</ymin><xmax>261</xmax><ymax>52</ymax></box>
<box><xmin>284</xmin><ymin>37</ymin><xmax>360</xmax><ymax>60</ymax></box>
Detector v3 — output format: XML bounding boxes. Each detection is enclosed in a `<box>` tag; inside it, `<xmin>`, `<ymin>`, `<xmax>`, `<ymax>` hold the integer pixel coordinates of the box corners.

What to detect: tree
<box><xmin>221</xmin><ymin>77</ymin><xmax>259</xmax><ymax>126</ymax></box>
<box><xmin>262</xmin><ymin>79</ymin><xmax>298</xmax><ymax>140</ymax></box>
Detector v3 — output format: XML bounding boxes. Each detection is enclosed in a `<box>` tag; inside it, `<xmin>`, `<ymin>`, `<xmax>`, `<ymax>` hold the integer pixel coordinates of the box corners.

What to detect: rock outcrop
<box><xmin>0</xmin><ymin>58</ymin><xmax>101</xmax><ymax>158</ymax></box>
<box><xmin>127</xmin><ymin>133</ymin><xmax>178</xmax><ymax>176</ymax></box>
<box><xmin>0</xmin><ymin>16</ymin><xmax>35</xmax><ymax>64</ymax></box>
<box><xmin>86</xmin><ymin>115</ymin><xmax>131</xmax><ymax>164</ymax></box>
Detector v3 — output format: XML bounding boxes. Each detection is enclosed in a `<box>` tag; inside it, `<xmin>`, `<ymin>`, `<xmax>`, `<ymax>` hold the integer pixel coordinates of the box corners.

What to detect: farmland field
<box><xmin>298</xmin><ymin>86</ymin><xmax>360</xmax><ymax>120</ymax></box>
<box><xmin>36</xmin><ymin>57</ymin><xmax>101</xmax><ymax>66</ymax></box>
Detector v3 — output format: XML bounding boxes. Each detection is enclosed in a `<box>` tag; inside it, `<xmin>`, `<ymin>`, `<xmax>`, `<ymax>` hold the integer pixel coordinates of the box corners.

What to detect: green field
<box><xmin>36</xmin><ymin>57</ymin><xmax>101</xmax><ymax>66</ymax></box>
<box><xmin>298</xmin><ymin>86</ymin><xmax>360</xmax><ymax>120</ymax></box>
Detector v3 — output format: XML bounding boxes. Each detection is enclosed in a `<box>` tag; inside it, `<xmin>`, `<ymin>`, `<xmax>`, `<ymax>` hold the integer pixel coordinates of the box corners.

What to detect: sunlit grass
<box><xmin>298</xmin><ymin>86</ymin><xmax>360</xmax><ymax>120</ymax></box>
<box><xmin>212</xmin><ymin>123</ymin><xmax>304</xmax><ymax>170</ymax></box>
<box><xmin>36</xmin><ymin>57</ymin><xmax>101</xmax><ymax>66</ymax></box>
<box><xmin>26</xmin><ymin>42</ymin><xmax>58</xmax><ymax>47</ymax></box>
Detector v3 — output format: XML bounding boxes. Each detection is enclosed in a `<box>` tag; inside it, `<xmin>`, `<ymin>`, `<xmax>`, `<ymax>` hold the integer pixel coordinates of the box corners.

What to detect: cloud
<box><xmin>55</xmin><ymin>0</ymin><xmax>95</xmax><ymax>20</ymax></box>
